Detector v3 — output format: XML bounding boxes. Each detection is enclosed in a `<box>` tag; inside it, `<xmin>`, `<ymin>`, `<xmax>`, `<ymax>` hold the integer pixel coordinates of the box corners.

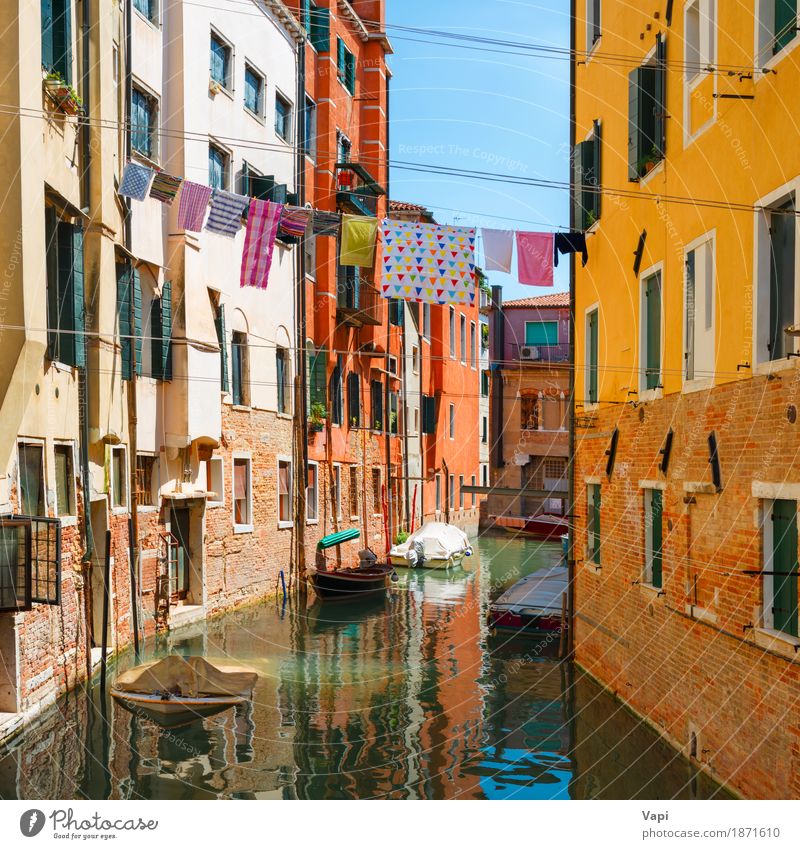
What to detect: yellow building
<box><xmin>573</xmin><ymin>1</ymin><xmax>800</xmax><ymax>798</ymax></box>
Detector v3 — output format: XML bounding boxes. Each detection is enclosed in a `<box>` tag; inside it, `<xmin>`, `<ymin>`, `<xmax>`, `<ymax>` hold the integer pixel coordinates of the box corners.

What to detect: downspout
<box><xmin>295</xmin><ymin>35</ymin><xmax>308</xmax><ymax>597</ymax></box>
<box><xmin>490</xmin><ymin>285</ymin><xmax>505</xmax><ymax>473</ymax></box>
<box><xmin>384</xmin><ymin>67</ymin><xmax>393</xmax><ymax>549</ymax></box>
<box><xmin>567</xmin><ymin>0</ymin><xmax>577</xmax><ymax>659</ymax></box>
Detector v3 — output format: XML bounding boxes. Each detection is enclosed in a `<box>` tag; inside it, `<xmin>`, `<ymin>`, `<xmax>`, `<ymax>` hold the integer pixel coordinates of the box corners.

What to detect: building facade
<box><xmin>486</xmin><ymin>291</ymin><xmax>569</xmax><ymax>533</ymax></box>
<box><xmin>573</xmin><ymin>0</ymin><xmax>800</xmax><ymax>798</ymax></box>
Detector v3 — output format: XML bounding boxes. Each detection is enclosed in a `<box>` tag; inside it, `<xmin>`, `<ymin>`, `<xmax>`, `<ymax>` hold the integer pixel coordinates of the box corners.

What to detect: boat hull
<box><xmin>311</xmin><ymin>565</ymin><xmax>393</xmax><ymax>600</ymax></box>
<box><xmin>111</xmin><ymin>689</ymin><xmax>246</xmax><ymax>727</ymax></box>
<box><xmin>503</xmin><ymin>515</ymin><xmax>569</xmax><ymax>540</ymax></box>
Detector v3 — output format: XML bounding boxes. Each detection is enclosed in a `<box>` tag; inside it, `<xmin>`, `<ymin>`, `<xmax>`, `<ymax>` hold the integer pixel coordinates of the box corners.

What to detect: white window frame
<box><xmin>306</xmin><ymin>460</ymin><xmax>319</xmax><ymax>524</ymax></box>
<box><xmin>411</xmin><ymin>344</ymin><xmax>419</xmax><ymax>374</ymax></box>
<box><xmin>459</xmin><ymin>474</ymin><xmax>464</xmax><ymax>509</ymax></box>
<box><xmin>333</xmin><ymin>462</ymin><xmax>342</xmax><ymax>520</ymax></box>
<box><xmin>423</xmin><ymin>302</ymin><xmax>431</xmax><ymax>341</ymax></box>
<box><xmin>53</xmin><ymin>440</ymin><xmax>77</xmax><ymax>518</ymax></box>
<box><xmin>639</xmin><ymin>263</ymin><xmax>664</xmax><ymax>400</ymax></box>
<box><xmin>210</xmin><ymin>27</ymin><xmax>234</xmax><ymax>93</ymax></box>
<box><xmin>586</xmin><ymin>0</ymin><xmax>601</xmax><ymax>54</ymax></box>
<box><xmin>449</xmin><ymin>307</ymin><xmax>456</xmax><ymax>358</ymax></box>
<box><xmin>470</xmin><ymin>321</ymin><xmax>477</xmax><ymax>369</ymax></box>
<box><xmin>683</xmin><ymin>230</ymin><xmax>716</xmax><ymax>392</ymax></box>
<box><xmin>206</xmin><ymin>455</ymin><xmax>225</xmax><ymax>507</ymax></box>
<box><xmin>449</xmin><ymin>403</ymin><xmax>455</xmax><ymax>439</ymax></box>
<box><xmin>584</xmin><ymin>302</ymin><xmax>600</xmax><ymax>410</ymax></box>
<box><xmin>275</xmin><ymin>90</ymin><xmax>294</xmax><ymax>143</ymax></box>
<box><xmin>435</xmin><ymin>473</ymin><xmax>441</xmax><ymax>513</ymax></box>
<box><xmin>232</xmin><ymin>453</ymin><xmax>253</xmax><ymax>533</ymax></box>
<box><xmin>460</xmin><ymin>314</ymin><xmax>467</xmax><ymax>364</ymax></box>
<box><xmin>243</xmin><ymin>60</ymin><xmax>266</xmax><ymax>121</ymax></box>
<box><xmin>755</xmin><ymin>0</ymin><xmax>800</xmax><ymax>72</ymax></box>
<box><xmin>643</xmin><ymin>485</ymin><xmax>665</xmax><ymax>588</ymax></box>
<box><xmin>277</xmin><ymin>456</ymin><xmax>293</xmax><ymax>529</ymax></box>
<box><xmin>110</xmin><ymin>445</ymin><xmax>128</xmax><ymax>513</ymax></box>
<box><xmin>683</xmin><ymin>0</ymin><xmax>717</xmax><ymax>146</ymax></box>
<box><xmin>17</xmin><ymin>438</ymin><xmax>47</xmax><ymax>517</ymax></box>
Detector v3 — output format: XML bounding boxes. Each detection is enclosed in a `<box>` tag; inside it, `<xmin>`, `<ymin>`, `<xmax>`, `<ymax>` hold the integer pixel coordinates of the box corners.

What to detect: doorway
<box><xmin>89</xmin><ymin>499</ymin><xmax>111</xmax><ymax>650</ymax></box>
<box><xmin>170</xmin><ymin>507</ymin><xmax>191</xmax><ymax>601</ymax></box>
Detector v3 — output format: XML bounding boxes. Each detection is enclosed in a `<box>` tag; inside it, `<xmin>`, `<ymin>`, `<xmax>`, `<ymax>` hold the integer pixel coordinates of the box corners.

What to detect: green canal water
<box><xmin>0</xmin><ymin>533</ymin><xmax>729</xmax><ymax>800</ymax></box>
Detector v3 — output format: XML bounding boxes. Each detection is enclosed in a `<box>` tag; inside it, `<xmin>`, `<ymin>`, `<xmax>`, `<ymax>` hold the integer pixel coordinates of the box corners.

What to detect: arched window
<box><xmin>330</xmin><ymin>356</ymin><xmax>343</xmax><ymax>425</ymax></box>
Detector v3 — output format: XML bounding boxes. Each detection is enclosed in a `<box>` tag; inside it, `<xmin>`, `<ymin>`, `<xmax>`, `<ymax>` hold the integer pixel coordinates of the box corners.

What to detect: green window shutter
<box><xmin>345</xmin><ymin>52</ymin><xmax>356</xmax><ymax>94</ymax></box>
<box><xmin>301</xmin><ymin>0</ymin><xmax>311</xmax><ymax>29</ymax></box>
<box><xmin>422</xmin><ymin>395</ymin><xmax>436</xmax><ymax>434</ymax></box>
<box><xmin>270</xmin><ymin>183</ymin><xmax>288</xmax><ymax>205</ymax></box>
<box><xmin>769</xmin><ymin>200</ymin><xmax>796</xmax><ymax>360</ymax></box>
<box><xmin>152</xmin><ymin>280</ymin><xmax>172</xmax><ymax>381</ymax></box>
<box><xmin>231</xmin><ymin>338</ymin><xmax>243</xmax><ymax>405</ymax></box>
<box><xmin>628</xmin><ymin>67</ymin><xmax>642</xmax><ymax>181</ymax></box>
<box><xmin>650</xmin><ymin>489</ymin><xmax>663</xmax><ymax>588</ymax></box>
<box><xmin>347</xmin><ymin>371</ymin><xmax>360</xmax><ymax>425</ymax></box>
<box><xmin>310</xmin><ymin>5</ymin><xmax>330</xmax><ymax>52</ymax></box>
<box><xmin>525</xmin><ymin>321</ymin><xmax>558</xmax><ymax>346</ymax></box>
<box><xmin>337</xmin><ymin>38</ymin><xmax>346</xmax><ymax>76</ymax></box>
<box><xmin>685</xmin><ymin>251</ymin><xmax>696</xmax><ymax>380</ymax></box>
<box><xmin>50</xmin><ymin>220</ymin><xmax>83</xmax><ymax>368</ymax></box>
<box><xmin>116</xmin><ymin>263</ymin><xmax>132</xmax><ymax>381</ymax></box>
<box><xmin>774</xmin><ymin>0</ymin><xmax>797</xmax><ymax>54</ymax></box>
<box><xmin>593</xmin><ymin>485</ymin><xmax>601</xmax><ymax>564</ymax></box>
<box><xmin>50</xmin><ymin>0</ymin><xmax>72</xmax><ymax>83</ymax></box>
<box><xmin>389</xmin><ymin>299</ymin><xmax>403</xmax><ymax>326</ymax></box>
<box><xmin>310</xmin><ymin>345</ymin><xmax>327</xmax><ymax>407</ymax></box>
<box><xmin>573</xmin><ymin>140</ymin><xmax>596</xmax><ymax>230</ymax></box>
<box><xmin>588</xmin><ymin>309</ymin><xmax>598</xmax><ymax>403</ymax></box>
<box><xmin>371</xmin><ymin>380</ymin><xmax>383</xmax><ymax>430</ymax></box>
<box><xmin>215</xmin><ymin>304</ymin><xmax>229</xmax><ymax>393</ymax></box>
<box><xmin>772</xmin><ymin>499</ymin><xmax>798</xmax><ymax>636</ymax></box>
<box><xmin>70</xmin><ymin>222</ymin><xmax>85</xmax><ymax>367</ymax></box>
<box><xmin>645</xmin><ymin>274</ymin><xmax>661</xmax><ymax>389</ymax></box>
<box><xmin>249</xmin><ymin>174</ymin><xmax>275</xmax><ymax>200</ymax></box>
<box><xmin>654</xmin><ymin>35</ymin><xmax>667</xmax><ymax>158</ymax></box>
<box><xmin>41</xmin><ymin>0</ymin><xmax>54</xmax><ymax>74</ymax></box>
<box><xmin>592</xmin><ymin>119</ymin><xmax>602</xmax><ymax>221</ymax></box>
<box><xmin>133</xmin><ymin>267</ymin><xmax>143</xmax><ymax>377</ymax></box>
<box><xmin>45</xmin><ymin>208</ymin><xmax>59</xmax><ymax>361</ymax></box>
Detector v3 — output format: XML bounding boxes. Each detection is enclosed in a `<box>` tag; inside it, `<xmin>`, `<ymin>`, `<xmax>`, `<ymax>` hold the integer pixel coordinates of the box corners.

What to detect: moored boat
<box><xmin>309</xmin><ymin>529</ymin><xmax>396</xmax><ymax>600</ymax></box>
<box><xmin>487</xmin><ymin>565</ymin><xmax>569</xmax><ymax>634</ymax></box>
<box><xmin>388</xmin><ymin>521</ymin><xmax>473</xmax><ymax>569</ymax></box>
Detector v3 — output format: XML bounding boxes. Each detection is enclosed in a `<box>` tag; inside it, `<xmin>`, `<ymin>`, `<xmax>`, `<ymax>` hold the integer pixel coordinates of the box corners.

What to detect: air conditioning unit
<box><xmin>521</xmin><ymin>346</ymin><xmax>540</xmax><ymax>361</ymax></box>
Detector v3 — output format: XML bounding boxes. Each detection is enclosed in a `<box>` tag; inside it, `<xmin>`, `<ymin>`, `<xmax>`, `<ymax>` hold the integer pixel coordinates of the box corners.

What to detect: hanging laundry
<box><xmin>381</xmin><ymin>220</ymin><xmax>477</xmax><ymax>306</ymax></box>
<box><xmin>311</xmin><ymin>210</ymin><xmax>342</xmax><ymax>237</ymax></box>
<box><xmin>240</xmin><ymin>200</ymin><xmax>283</xmax><ymax>290</ymax></box>
<box><xmin>206</xmin><ymin>189</ymin><xmax>250</xmax><ymax>237</ymax></box>
<box><xmin>554</xmin><ymin>231</ymin><xmax>588</xmax><ymax>267</ymax></box>
<box><xmin>340</xmin><ymin>214</ymin><xmax>379</xmax><ymax>267</ymax></box>
<box><xmin>177</xmin><ymin>181</ymin><xmax>213</xmax><ymax>232</ymax></box>
<box><xmin>279</xmin><ymin>205</ymin><xmax>312</xmax><ymax>239</ymax></box>
<box><xmin>516</xmin><ymin>232</ymin><xmax>554</xmax><ymax>286</ymax></box>
<box><xmin>119</xmin><ymin>161</ymin><xmax>154</xmax><ymax>201</ymax></box>
<box><xmin>149</xmin><ymin>171</ymin><xmax>183</xmax><ymax>205</ymax></box>
<box><xmin>481</xmin><ymin>228</ymin><xmax>514</xmax><ymax>273</ymax></box>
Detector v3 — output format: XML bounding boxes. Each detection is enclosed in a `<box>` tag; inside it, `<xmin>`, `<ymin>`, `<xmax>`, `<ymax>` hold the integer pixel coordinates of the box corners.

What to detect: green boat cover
<box><xmin>317</xmin><ymin>528</ymin><xmax>361</xmax><ymax>550</ymax></box>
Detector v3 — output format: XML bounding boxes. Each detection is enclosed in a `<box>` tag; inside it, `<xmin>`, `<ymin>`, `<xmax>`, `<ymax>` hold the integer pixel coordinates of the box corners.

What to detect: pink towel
<box><xmin>516</xmin><ymin>232</ymin><xmax>554</xmax><ymax>286</ymax></box>
<box><xmin>482</xmin><ymin>228</ymin><xmax>514</xmax><ymax>273</ymax></box>
<box><xmin>177</xmin><ymin>181</ymin><xmax>212</xmax><ymax>232</ymax></box>
<box><xmin>240</xmin><ymin>199</ymin><xmax>283</xmax><ymax>290</ymax></box>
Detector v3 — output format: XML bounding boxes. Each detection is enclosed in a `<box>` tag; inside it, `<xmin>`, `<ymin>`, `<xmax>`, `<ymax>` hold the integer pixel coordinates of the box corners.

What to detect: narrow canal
<box><xmin>0</xmin><ymin>533</ymin><xmax>728</xmax><ymax>800</ymax></box>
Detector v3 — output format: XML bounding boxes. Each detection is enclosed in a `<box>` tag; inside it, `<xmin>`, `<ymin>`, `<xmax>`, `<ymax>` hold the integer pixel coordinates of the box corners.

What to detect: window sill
<box><xmin>210</xmin><ymin>83</ymin><xmax>234</xmax><ymax>102</ymax></box>
<box><xmin>233</xmin><ymin>523</ymin><xmax>254</xmax><ymax>534</ymax></box>
<box><xmin>244</xmin><ymin>107</ymin><xmax>265</xmax><ymax>125</ymax></box>
<box><xmin>757</xmin><ymin>37</ymin><xmax>800</xmax><ymax>76</ymax></box>
<box><xmin>130</xmin><ymin>150</ymin><xmax>161</xmax><ymax>171</ymax></box>
<box><xmin>278</xmin><ymin>520</ymin><xmax>294</xmax><ymax>530</ymax></box>
<box><xmin>686</xmin><ymin>604</ymin><xmax>718</xmax><ymax>625</ymax></box>
<box><xmin>231</xmin><ymin>404</ymin><xmax>251</xmax><ymax>412</ymax></box>
<box><xmin>136</xmin><ymin>505</ymin><xmax>158</xmax><ymax>514</ymax></box>
<box><xmin>112</xmin><ymin>505</ymin><xmax>128</xmax><ymax>516</ymax></box>
<box><xmin>133</xmin><ymin>8</ymin><xmax>160</xmax><ymax>30</ymax></box>
<box><xmin>58</xmin><ymin>515</ymin><xmax>78</xmax><ymax>527</ymax></box>
<box><xmin>754</xmin><ymin>626</ymin><xmax>800</xmax><ymax>658</ymax></box>
<box><xmin>207</xmin><ymin>501</ymin><xmax>225</xmax><ymax>509</ymax></box>
<box><xmin>350</xmin><ymin>515</ymin><xmax>359</xmax><ymax>522</ymax></box>
<box><xmin>276</xmin><ymin>412</ymin><xmax>293</xmax><ymax>421</ymax></box>
<box><xmin>306</xmin><ymin>518</ymin><xmax>319</xmax><ymax>526</ymax></box>
<box><xmin>639</xmin><ymin>387</ymin><xmax>663</xmax><ymax>403</ymax></box>
<box><xmin>584</xmin><ymin>560</ymin><xmax>602</xmax><ymax>575</ymax></box>
<box><xmin>753</xmin><ymin>357</ymin><xmax>798</xmax><ymax>378</ymax></box>
<box><xmin>639</xmin><ymin>582</ymin><xmax>665</xmax><ymax>598</ymax></box>
<box><xmin>682</xmin><ymin>376</ymin><xmax>714</xmax><ymax>394</ymax></box>
<box><xmin>638</xmin><ymin>159</ymin><xmax>665</xmax><ymax>187</ymax></box>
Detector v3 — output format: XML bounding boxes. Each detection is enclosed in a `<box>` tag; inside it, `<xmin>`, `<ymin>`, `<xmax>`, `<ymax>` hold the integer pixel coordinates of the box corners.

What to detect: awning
<box><xmin>317</xmin><ymin>528</ymin><xmax>361</xmax><ymax>550</ymax></box>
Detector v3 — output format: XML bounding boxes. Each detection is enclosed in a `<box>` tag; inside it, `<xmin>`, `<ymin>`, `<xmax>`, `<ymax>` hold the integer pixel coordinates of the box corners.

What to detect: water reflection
<box><xmin>0</xmin><ymin>533</ymin><xmax>728</xmax><ymax>800</ymax></box>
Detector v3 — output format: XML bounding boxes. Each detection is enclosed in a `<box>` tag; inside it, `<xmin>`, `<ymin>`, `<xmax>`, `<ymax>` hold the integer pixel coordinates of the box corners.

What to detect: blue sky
<box><xmin>387</xmin><ymin>0</ymin><xmax>571</xmax><ymax>301</ymax></box>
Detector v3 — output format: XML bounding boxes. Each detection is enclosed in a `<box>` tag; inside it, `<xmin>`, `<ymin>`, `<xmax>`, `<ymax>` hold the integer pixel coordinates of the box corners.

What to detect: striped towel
<box><xmin>311</xmin><ymin>209</ymin><xmax>341</xmax><ymax>237</ymax></box>
<box><xmin>279</xmin><ymin>205</ymin><xmax>312</xmax><ymax>239</ymax></box>
<box><xmin>177</xmin><ymin>181</ymin><xmax>213</xmax><ymax>231</ymax></box>
<box><xmin>240</xmin><ymin>200</ymin><xmax>283</xmax><ymax>290</ymax></box>
<box><xmin>149</xmin><ymin>171</ymin><xmax>183</xmax><ymax>205</ymax></box>
<box><xmin>206</xmin><ymin>189</ymin><xmax>250</xmax><ymax>237</ymax></box>
<box><xmin>119</xmin><ymin>161</ymin><xmax>154</xmax><ymax>201</ymax></box>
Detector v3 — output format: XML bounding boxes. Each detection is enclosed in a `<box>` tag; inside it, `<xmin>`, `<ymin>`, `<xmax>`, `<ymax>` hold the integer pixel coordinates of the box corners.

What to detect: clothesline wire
<box><xmin>5</xmin><ymin>102</ymin><xmax>792</xmax><ymax>220</ymax></box>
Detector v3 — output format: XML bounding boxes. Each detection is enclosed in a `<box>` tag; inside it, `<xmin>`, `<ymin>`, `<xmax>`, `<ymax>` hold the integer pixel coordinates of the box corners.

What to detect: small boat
<box><xmin>487</xmin><ymin>565</ymin><xmax>569</xmax><ymax>634</ymax></box>
<box><xmin>111</xmin><ymin>655</ymin><xmax>258</xmax><ymax>727</ymax></box>
<box><xmin>388</xmin><ymin>521</ymin><xmax>473</xmax><ymax>570</ymax></box>
<box><xmin>309</xmin><ymin>529</ymin><xmax>396</xmax><ymax>600</ymax></box>
<box><xmin>512</xmin><ymin>513</ymin><xmax>569</xmax><ymax>540</ymax></box>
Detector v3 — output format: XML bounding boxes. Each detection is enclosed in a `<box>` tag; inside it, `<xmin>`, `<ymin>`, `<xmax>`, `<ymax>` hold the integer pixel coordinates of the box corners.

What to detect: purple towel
<box><xmin>241</xmin><ymin>200</ymin><xmax>283</xmax><ymax>290</ymax></box>
<box><xmin>177</xmin><ymin>181</ymin><xmax>213</xmax><ymax>231</ymax></box>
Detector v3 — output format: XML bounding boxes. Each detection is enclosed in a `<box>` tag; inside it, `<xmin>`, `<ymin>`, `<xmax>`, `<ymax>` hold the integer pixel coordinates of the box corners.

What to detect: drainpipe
<box><xmin>383</xmin><ymin>68</ymin><xmax>393</xmax><ymax>549</ymax></box>
<box><xmin>567</xmin><ymin>0</ymin><xmax>577</xmax><ymax>659</ymax></box>
<box><xmin>490</xmin><ymin>285</ymin><xmax>505</xmax><ymax>473</ymax></box>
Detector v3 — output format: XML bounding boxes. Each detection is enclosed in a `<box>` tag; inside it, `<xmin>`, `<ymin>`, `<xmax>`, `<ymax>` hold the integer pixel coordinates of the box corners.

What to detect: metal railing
<box><xmin>516</xmin><ymin>342</ymin><xmax>570</xmax><ymax>363</ymax></box>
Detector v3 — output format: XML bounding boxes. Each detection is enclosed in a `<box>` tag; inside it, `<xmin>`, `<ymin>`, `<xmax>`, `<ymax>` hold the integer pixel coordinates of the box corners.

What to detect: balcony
<box><xmin>337</xmin><ymin>268</ymin><xmax>382</xmax><ymax>327</ymax></box>
<box><xmin>516</xmin><ymin>342</ymin><xmax>569</xmax><ymax>363</ymax></box>
<box><xmin>335</xmin><ymin>161</ymin><xmax>385</xmax><ymax>217</ymax></box>
<box><xmin>479</xmin><ymin>288</ymin><xmax>492</xmax><ymax>313</ymax></box>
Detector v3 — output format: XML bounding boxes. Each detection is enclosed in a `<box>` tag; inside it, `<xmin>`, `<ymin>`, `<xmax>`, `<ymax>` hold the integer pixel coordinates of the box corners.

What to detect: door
<box><xmin>650</xmin><ymin>489</ymin><xmax>663</xmax><ymax>588</ymax></box>
<box><xmin>170</xmin><ymin>508</ymin><xmax>191</xmax><ymax>600</ymax></box>
<box><xmin>645</xmin><ymin>272</ymin><xmax>661</xmax><ymax>389</ymax></box>
<box><xmin>772</xmin><ymin>499</ymin><xmax>798</xmax><ymax>637</ymax></box>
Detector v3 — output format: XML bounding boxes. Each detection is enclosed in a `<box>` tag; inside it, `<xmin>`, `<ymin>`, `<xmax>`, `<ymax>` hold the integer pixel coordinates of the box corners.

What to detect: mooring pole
<box><xmin>128</xmin><ymin>517</ymin><xmax>140</xmax><ymax>657</ymax></box>
<box><xmin>100</xmin><ymin>529</ymin><xmax>112</xmax><ymax>696</ymax></box>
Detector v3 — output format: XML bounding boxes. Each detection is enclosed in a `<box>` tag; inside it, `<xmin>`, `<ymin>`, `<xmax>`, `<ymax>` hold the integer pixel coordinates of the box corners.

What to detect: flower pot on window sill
<box><xmin>44</xmin><ymin>80</ymin><xmax>82</xmax><ymax>115</ymax></box>
<box><xmin>308</xmin><ymin>421</ymin><xmax>325</xmax><ymax>434</ymax></box>
<box><xmin>209</xmin><ymin>80</ymin><xmax>223</xmax><ymax>96</ymax></box>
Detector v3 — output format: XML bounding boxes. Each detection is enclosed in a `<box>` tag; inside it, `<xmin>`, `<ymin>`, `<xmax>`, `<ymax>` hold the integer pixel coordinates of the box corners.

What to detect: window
<box><xmin>481</xmin><ymin>371</ymin><xmax>490</xmax><ymax>397</ymax></box>
<box><xmin>644</xmin><ymin>489</ymin><xmax>664</xmax><ymax>588</ymax></box>
<box><xmin>337</xmin><ymin>132</ymin><xmax>352</xmax><ymax>164</ymax></box>
<box><xmin>134</xmin><ymin>454</ymin><xmax>157</xmax><ymax>508</ymax></box>
<box><xmin>435</xmin><ymin>474</ymin><xmax>442</xmax><ymax>513</ymax></box>
<box><xmin>586</xmin><ymin>308</ymin><xmax>599</xmax><ymax>404</ymax></box>
<box><xmin>131</xmin><ymin>87</ymin><xmax>155</xmax><ymax>159</ymax></box>
<box><xmin>422</xmin><ymin>395</ymin><xmax>436</xmax><ymax>435</ymax></box>
<box><xmin>18</xmin><ymin>443</ymin><xmax>45</xmax><ymax>516</ymax></box>
<box><xmin>45</xmin><ymin>208</ymin><xmax>85</xmax><ymax>368</ymax></box>
<box><xmin>116</xmin><ymin>263</ymin><xmax>142</xmax><ymax>382</ymax></box>
<box><xmin>685</xmin><ymin>0</ymin><xmax>715</xmax><ymax>83</ymax></box>
<box><xmin>389</xmin><ymin>299</ymin><xmax>404</xmax><ymax>326</ymax></box>
<box><xmin>233</xmin><ymin>457</ymin><xmax>252</xmax><ymax>528</ymax></box>
<box><xmin>306</xmin><ymin>461</ymin><xmax>319</xmax><ymax>523</ymax></box>
<box><xmin>53</xmin><ymin>444</ymin><xmax>75</xmax><ymax>517</ymax></box>
<box><xmin>275</xmin><ymin>93</ymin><xmax>292</xmax><ymax>142</ymax></box>
<box><xmin>41</xmin><ymin>0</ymin><xmax>73</xmax><ymax>83</ymax></box>
<box><xmin>210</xmin><ymin>32</ymin><xmax>231</xmax><ymax>88</ymax></box>
<box><xmin>0</xmin><ymin>517</ymin><xmax>62</xmax><ymax>612</ymax></box>
<box><xmin>525</xmin><ymin>321</ymin><xmax>558</xmax><ymax>347</ymax></box>
<box><xmin>278</xmin><ymin>459</ymin><xmax>293</xmax><ymax>525</ymax></box>
<box><xmin>133</xmin><ymin>0</ymin><xmax>156</xmax><ymax>23</ymax></box>
<box><xmin>521</xmin><ymin>395</ymin><xmax>539</xmax><ymax>431</ymax></box>
<box><xmin>206</xmin><ymin>456</ymin><xmax>224</xmax><ymax>505</ymax></box>
<box><xmin>412</xmin><ymin>345</ymin><xmax>419</xmax><ymax>374</ymax></box>
<box><xmin>460</xmin><ymin>314</ymin><xmax>467</xmax><ymax>363</ymax></box>
<box><xmin>209</xmin><ymin>144</ymin><xmax>228</xmax><ymax>190</ymax></box>
<box><xmin>573</xmin><ymin>122</ymin><xmax>601</xmax><ymax>229</ymax></box>
<box><xmin>333</xmin><ymin>465</ymin><xmax>342</xmax><ymax>518</ymax></box>
<box><xmin>471</xmin><ymin>475</ymin><xmax>476</xmax><ymax>507</ymax></box>
<box><xmin>347</xmin><ymin>371</ymin><xmax>361</xmax><ymax>427</ymax></box>
<box><xmin>215</xmin><ymin>303</ymin><xmax>229</xmax><ymax>393</ymax></box>
<box><xmin>337</xmin><ymin>37</ymin><xmax>356</xmax><ymax>94</ymax></box>
<box><xmin>371</xmin><ymin>379</ymin><xmax>383</xmax><ymax>431</ymax></box>
<box><xmin>684</xmin><ymin>237</ymin><xmax>714</xmax><ymax>382</ymax></box>
<box><xmin>482</xmin><ymin>416</ymin><xmax>488</xmax><ymax>444</ymax></box>
<box><xmin>470</xmin><ymin>322</ymin><xmax>477</xmax><ymax>368</ymax></box>
<box><xmin>349</xmin><ymin>466</ymin><xmax>359</xmax><ymax>518</ymax></box>
<box><xmin>449</xmin><ymin>307</ymin><xmax>456</xmax><ymax>357</ymax></box>
<box><xmin>448</xmin><ymin>475</ymin><xmax>455</xmax><ymax>510</ymax></box>
<box><xmin>111</xmin><ymin>446</ymin><xmax>127</xmax><ymax>510</ymax></box>
<box><xmin>586</xmin><ymin>0</ymin><xmax>601</xmax><ymax>48</ymax></box>
<box><xmin>587</xmin><ymin>483</ymin><xmax>601</xmax><ymax>565</ymax></box>
<box><xmin>372</xmin><ymin>469</ymin><xmax>381</xmax><ymax>515</ymax></box>
<box><xmin>150</xmin><ymin>279</ymin><xmax>172</xmax><ymax>381</ymax></box>
<box><xmin>642</xmin><ymin>271</ymin><xmax>662</xmax><ymax>392</ymax></box>
<box><xmin>459</xmin><ymin>475</ymin><xmax>465</xmax><ymax>509</ymax></box>
<box><xmin>449</xmin><ymin>403</ymin><xmax>455</xmax><ymax>439</ymax></box>
<box><xmin>276</xmin><ymin>347</ymin><xmax>290</xmax><ymax>414</ymax></box>
<box><xmin>768</xmin><ymin>199</ymin><xmax>795</xmax><ymax>361</ymax></box>
<box><xmin>244</xmin><ymin>64</ymin><xmax>264</xmax><ymax>116</ymax></box>
<box><xmin>757</xmin><ymin>0</ymin><xmax>798</xmax><ymax>61</ymax></box>
<box><xmin>231</xmin><ymin>330</ymin><xmax>248</xmax><ymax>406</ymax></box>
<box><xmin>423</xmin><ymin>303</ymin><xmax>431</xmax><ymax>340</ymax></box>
<box><xmin>627</xmin><ymin>37</ymin><xmax>666</xmax><ymax>181</ymax></box>
<box><xmin>303</xmin><ymin>96</ymin><xmax>317</xmax><ymax>160</ymax></box>
<box><xmin>482</xmin><ymin>464</ymin><xmax>489</xmax><ymax>488</ymax></box>
<box><xmin>413</xmin><ymin>407</ymin><xmax>420</xmax><ymax>434</ymax></box>
<box><xmin>330</xmin><ymin>356</ymin><xmax>343</xmax><ymax>425</ymax></box>
<box><xmin>389</xmin><ymin>392</ymin><xmax>399</xmax><ymax>435</ymax></box>
<box><xmin>308</xmin><ymin>2</ymin><xmax>330</xmax><ymax>52</ymax></box>
<box><xmin>764</xmin><ymin>499</ymin><xmax>799</xmax><ymax>637</ymax></box>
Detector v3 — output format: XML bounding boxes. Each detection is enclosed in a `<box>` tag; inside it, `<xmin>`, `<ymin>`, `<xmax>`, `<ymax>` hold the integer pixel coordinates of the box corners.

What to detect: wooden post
<box><xmin>99</xmin><ymin>528</ymin><xmax>112</xmax><ymax>696</ymax></box>
<box><xmin>558</xmin><ymin>591</ymin><xmax>568</xmax><ymax>659</ymax></box>
<box><xmin>128</xmin><ymin>517</ymin><xmax>140</xmax><ymax>657</ymax></box>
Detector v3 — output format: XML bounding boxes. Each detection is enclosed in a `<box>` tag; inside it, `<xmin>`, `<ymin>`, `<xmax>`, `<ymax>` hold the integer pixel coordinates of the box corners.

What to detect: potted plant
<box><xmin>308</xmin><ymin>402</ymin><xmax>327</xmax><ymax>433</ymax></box>
<box><xmin>394</xmin><ymin>529</ymin><xmax>409</xmax><ymax>546</ymax></box>
<box><xmin>43</xmin><ymin>71</ymin><xmax>82</xmax><ymax>114</ymax></box>
<box><xmin>389</xmin><ymin>411</ymin><xmax>398</xmax><ymax>433</ymax></box>
<box><xmin>638</xmin><ymin>146</ymin><xmax>661</xmax><ymax>177</ymax></box>
<box><xmin>481</xmin><ymin>323</ymin><xmax>489</xmax><ymax>352</ymax></box>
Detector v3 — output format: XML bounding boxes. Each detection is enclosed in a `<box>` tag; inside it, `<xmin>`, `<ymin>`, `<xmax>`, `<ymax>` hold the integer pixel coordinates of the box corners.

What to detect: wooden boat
<box><xmin>488</xmin><ymin>565</ymin><xmax>569</xmax><ymax>634</ymax></box>
<box><xmin>310</xmin><ymin>529</ymin><xmax>396</xmax><ymax>600</ymax></box>
<box><xmin>111</xmin><ymin>655</ymin><xmax>258</xmax><ymax>728</ymax></box>
<box><xmin>504</xmin><ymin>513</ymin><xmax>569</xmax><ymax>540</ymax></box>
